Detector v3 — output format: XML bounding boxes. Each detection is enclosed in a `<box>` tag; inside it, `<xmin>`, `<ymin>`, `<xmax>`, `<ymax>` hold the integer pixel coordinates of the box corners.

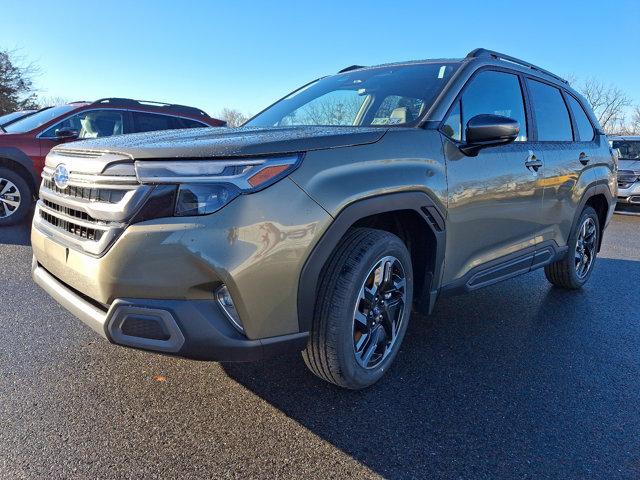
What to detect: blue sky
<box><xmin>2</xmin><ymin>0</ymin><xmax>639</xmax><ymax>118</ymax></box>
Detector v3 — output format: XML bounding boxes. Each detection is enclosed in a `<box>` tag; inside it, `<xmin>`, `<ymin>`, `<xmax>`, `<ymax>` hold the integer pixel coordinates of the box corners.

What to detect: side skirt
<box><xmin>439</xmin><ymin>240</ymin><xmax>568</xmax><ymax>297</ymax></box>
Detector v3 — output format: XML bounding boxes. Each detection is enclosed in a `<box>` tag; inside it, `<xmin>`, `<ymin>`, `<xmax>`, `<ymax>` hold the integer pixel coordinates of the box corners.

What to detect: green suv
<box><xmin>31</xmin><ymin>49</ymin><xmax>617</xmax><ymax>389</ymax></box>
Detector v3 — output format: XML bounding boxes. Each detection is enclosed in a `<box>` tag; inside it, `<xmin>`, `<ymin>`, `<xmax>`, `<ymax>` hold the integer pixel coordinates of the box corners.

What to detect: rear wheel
<box><xmin>544</xmin><ymin>206</ymin><xmax>600</xmax><ymax>289</ymax></box>
<box><xmin>0</xmin><ymin>167</ymin><xmax>32</xmax><ymax>226</ymax></box>
<box><xmin>302</xmin><ymin>228</ymin><xmax>413</xmax><ymax>389</ymax></box>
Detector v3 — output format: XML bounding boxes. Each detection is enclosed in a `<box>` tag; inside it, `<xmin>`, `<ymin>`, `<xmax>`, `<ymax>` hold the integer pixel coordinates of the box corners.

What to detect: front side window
<box><xmin>41</xmin><ymin>110</ymin><xmax>124</xmax><ymax>139</ymax></box>
<box><xmin>611</xmin><ymin>140</ymin><xmax>640</xmax><ymax>160</ymax></box>
<box><xmin>566</xmin><ymin>94</ymin><xmax>594</xmax><ymax>142</ymax></box>
<box><xmin>4</xmin><ymin>105</ymin><xmax>75</xmax><ymax>133</ymax></box>
<box><xmin>458</xmin><ymin>70</ymin><xmax>528</xmax><ymax>142</ymax></box>
<box><xmin>246</xmin><ymin>63</ymin><xmax>460</xmax><ymax>128</ymax></box>
<box><xmin>527</xmin><ymin>79</ymin><xmax>573</xmax><ymax>141</ymax></box>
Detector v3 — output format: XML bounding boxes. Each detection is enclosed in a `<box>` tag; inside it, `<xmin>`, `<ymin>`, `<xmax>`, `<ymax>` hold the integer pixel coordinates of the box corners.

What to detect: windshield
<box><xmin>0</xmin><ymin>110</ymin><xmax>34</xmax><ymax>126</ymax></box>
<box><xmin>246</xmin><ymin>62</ymin><xmax>460</xmax><ymax>128</ymax></box>
<box><xmin>4</xmin><ymin>105</ymin><xmax>76</xmax><ymax>133</ymax></box>
<box><xmin>612</xmin><ymin>140</ymin><xmax>640</xmax><ymax>160</ymax></box>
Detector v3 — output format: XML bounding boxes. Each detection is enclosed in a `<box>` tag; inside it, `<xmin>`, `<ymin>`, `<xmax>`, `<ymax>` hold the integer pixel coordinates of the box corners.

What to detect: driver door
<box><xmin>441</xmin><ymin>69</ymin><xmax>544</xmax><ymax>288</ymax></box>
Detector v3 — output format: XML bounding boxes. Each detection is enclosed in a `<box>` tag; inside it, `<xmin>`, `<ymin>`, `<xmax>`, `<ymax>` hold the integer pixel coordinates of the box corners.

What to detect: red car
<box><xmin>0</xmin><ymin>98</ymin><xmax>225</xmax><ymax>225</ymax></box>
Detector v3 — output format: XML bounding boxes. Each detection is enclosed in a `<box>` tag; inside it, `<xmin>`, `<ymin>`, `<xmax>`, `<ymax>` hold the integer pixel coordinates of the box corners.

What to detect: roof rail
<box><xmin>466</xmin><ymin>48</ymin><xmax>568</xmax><ymax>84</ymax></box>
<box><xmin>338</xmin><ymin>65</ymin><xmax>366</xmax><ymax>74</ymax></box>
<box><xmin>90</xmin><ymin>97</ymin><xmax>210</xmax><ymax>117</ymax></box>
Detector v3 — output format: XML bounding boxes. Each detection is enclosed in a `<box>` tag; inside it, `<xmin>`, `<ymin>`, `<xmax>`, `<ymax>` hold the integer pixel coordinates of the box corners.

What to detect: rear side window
<box><xmin>566</xmin><ymin>94</ymin><xmax>594</xmax><ymax>141</ymax></box>
<box><xmin>458</xmin><ymin>70</ymin><xmax>528</xmax><ymax>141</ymax></box>
<box><xmin>527</xmin><ymin>79</ymin><xmax>573</xmax><ymax>141</ymax></box>
<box><xmin>132</xmin><ymin>112</ymin><xmax>177</xmax><ymax>133</ymax></box>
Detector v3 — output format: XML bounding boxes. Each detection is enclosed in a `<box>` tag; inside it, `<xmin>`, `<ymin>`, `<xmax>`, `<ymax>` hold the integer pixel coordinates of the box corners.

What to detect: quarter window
<box><xmin>526</xmin><ymin>79</ymin><xmax>573</xmax><ymax>141</ymax></box>
<box><xmin>175</xmin><ymin>117</ymin><xmax>208</xmax><ymax>129</ymax></box>
<box><xmin>458</xmin><ymin>70</ymin><xmax>528</xmax><ymax>142</ymax></box>
<box><xmin>441</xmin><ymin>100</ymin><xmax>461</xmax><ymax>141</ymax></box>
<box><xmin>566</xmin><ymin>94</ymin><xmax>594</xmax><ymax>142</ymax></box>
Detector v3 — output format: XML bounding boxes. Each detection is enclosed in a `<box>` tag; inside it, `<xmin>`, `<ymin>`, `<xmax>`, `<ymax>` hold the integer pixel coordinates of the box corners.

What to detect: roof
<box><xmin>336</xmin><ymin>48</ymin><xmax>567</xmax><ymax>86</ymax></box>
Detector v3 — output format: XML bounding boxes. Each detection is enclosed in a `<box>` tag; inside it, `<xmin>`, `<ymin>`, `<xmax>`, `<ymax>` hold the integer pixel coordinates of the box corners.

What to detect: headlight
<box><xmin>134</xmin><ymin>154</ymin><xmax>301</xmax><ymax>217</ymax></box>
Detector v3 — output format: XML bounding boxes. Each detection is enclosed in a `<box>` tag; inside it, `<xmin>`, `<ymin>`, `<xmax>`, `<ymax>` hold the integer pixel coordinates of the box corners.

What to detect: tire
<box><xmin>302</xmin><ymin>228</ymin><xmax>413</xmax><ymax>389</ymax></box>
<box><xmin>544</xmin><ymin>206</ymin><xmax>600</xmax><ymax>289</ymax></box>
<box><xmin>0</xmin><ymin>167</ymin><xmax>32</xmax><ymax>226</ymax></box>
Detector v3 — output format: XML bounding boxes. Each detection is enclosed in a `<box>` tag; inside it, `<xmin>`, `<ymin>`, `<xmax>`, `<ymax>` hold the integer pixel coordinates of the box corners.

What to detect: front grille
<box><xmin>36</xmin><ymin>155</ymin><xmax>146</xmax><ymax>255</ymax></box>
<box><xmin>40</xmin><ymin>209</ymin><xmax>104</xmax><ymax>241</ymax></box>
<box><xmin>42</xmin><ymin>199</ymin><xmax>98</xmax><ymax>223</ymax></box>
<box><xmin>42</xmin><ymin>179</ymin><xmax>127</xmax><ymax>203</ymax></box>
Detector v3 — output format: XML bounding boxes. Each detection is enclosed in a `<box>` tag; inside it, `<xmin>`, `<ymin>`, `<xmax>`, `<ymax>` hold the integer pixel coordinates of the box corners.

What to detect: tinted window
<box><xmin>41</xmin><ymin>110</ymin><xmax>124</xmax><ymax>139</ymax></box>
<box><xmin>175</xmin><ymin>117</ymin><xmax>207</xmax><ymax>129</ymax></box>
<box><xmin>247</xmin><ymin>63</ymin><xmax>460</xmax><ymax>127</ymax></box>
<box><xmin>527</xmin><ymin>79</ymin><xmax>573</xmax><ymax>141</ymax></box>
<box><xmin>566</xmin><ymin>94</ymin><xmax>594</xmax><ymax>141</ymax></box>
<box><xmin>133</xmin><ymin>112</ymin><xmax>176</xmax><ymax>133</ymax></box>
<box><xmin>460</xmin><ymin>70</ymin><xmax>527</xmax><ymax>141</ymax></box>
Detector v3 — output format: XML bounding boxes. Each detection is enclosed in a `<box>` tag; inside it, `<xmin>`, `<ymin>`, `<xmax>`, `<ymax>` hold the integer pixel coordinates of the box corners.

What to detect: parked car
<box><xmin>32</xmin><ymin>49</ymin><xmax>616</xmax><ymax>389</ymax></box>
<box><xmin>0</xmin><ymin>98</ymin><xmax>225</xmax><ymax>225</ymax></box>
<box><xmin>0</xmin><ymin>109</ymin><xmax>38</xmax><ymax>128</ymax></box>
<box><xmin>609</xmin><ymin>136</ymin><xmax>640</xmax><ymax>211</ymax></box>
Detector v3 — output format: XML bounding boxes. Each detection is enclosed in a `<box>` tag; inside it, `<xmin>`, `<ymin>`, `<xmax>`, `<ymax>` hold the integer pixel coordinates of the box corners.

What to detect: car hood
<box><xmin>51</xmin><ymin>126</ymin><xmax>388</xmax><ymax>160</ymax></box>
<box><xmin>619</xmin><ymin>159</ymin><xmax>640</xmax><ymax>172</ymax></box>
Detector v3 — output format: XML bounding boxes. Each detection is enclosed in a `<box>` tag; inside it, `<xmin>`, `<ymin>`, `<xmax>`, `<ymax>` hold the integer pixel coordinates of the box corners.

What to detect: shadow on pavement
<box><xmin>223</xmin><ymin>257</ymin><xmax>640</xmax><ymax>479</ymax></box>
<box><xmin>0</xmin><ymin>212</ymin><xmax>32</xmax><ymax>246</ymax></box>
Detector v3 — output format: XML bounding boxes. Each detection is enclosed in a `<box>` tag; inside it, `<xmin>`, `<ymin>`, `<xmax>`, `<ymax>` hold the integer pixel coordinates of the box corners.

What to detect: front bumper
<box><xmin>617</xmin><ymin>180</ymin><xmax>640</xmax><ymax>204</ymax></box>
<box><xmin>32</xmin><ymin>259</ymin><xmax>308</xmax><ymax>361</ymax></box>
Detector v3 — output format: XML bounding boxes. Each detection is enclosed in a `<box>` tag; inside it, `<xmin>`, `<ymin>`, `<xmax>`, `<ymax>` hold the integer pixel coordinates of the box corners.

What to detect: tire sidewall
<box><xmin>568</xmin><ymin>207</ymin><xmax>600</xmax><ymax>286</ymax></box>
<box><xmin>336</xmin><ymin>235</ymin><xmax>413</xmax><ymax>389</ymax></box>
<box><xmin>0</xmin><ymin>168</ymin><xmax>32</xmax><ymax>226</ymax></box>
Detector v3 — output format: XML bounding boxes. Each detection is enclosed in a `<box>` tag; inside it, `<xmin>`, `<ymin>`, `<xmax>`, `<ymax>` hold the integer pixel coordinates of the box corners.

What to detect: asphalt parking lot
<box><xmin>1</xmin><ymin>214</ymin><xmax>639</xmax><ymax>480</ymax></box>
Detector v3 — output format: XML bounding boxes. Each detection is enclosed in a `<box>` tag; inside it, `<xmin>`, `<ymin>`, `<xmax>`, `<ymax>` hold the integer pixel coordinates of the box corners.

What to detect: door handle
<box><xmin>579</xmin><ymin>152</ymin><xmax>590</xmax><ymax>165</ymax></box>
<box><xmin>525</xmin><ymin>151</ymin><xmax>543</xmax><ymax>172</ymax></box>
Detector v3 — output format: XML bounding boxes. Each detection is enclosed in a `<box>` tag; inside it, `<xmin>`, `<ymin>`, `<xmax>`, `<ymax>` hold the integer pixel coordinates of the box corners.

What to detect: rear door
<box><xmin>526</xmin><ymin>79</ymin><xmax>597</xmax><ymax>248</ymax></box>
<box><xmin>441</xmin><ymin>69</ymin><xmax>545</xmax><ymax>286</ymax></box>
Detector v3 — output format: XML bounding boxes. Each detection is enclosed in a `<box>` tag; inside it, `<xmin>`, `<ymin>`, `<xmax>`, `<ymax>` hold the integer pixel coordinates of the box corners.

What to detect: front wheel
<box><xmin>302</xmin><ymin>228</ymin><xmax>413</xmax><ymax>389</ymax></box>
<box><xmin>544</xmin><ymin>206</ymin><xmax>600</xmax><ymax>289</ymax></box>
<box><xmin>0</xmin><ymin>167</ymin><xmax>32</xmax><ymax>226</ymax></box>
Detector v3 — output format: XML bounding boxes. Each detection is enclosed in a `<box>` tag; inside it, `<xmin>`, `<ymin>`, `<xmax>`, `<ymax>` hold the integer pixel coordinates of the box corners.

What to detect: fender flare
<box><xmin>0</xmin><ymin>147</ymin><xmax>39</xmax><ymax>191</ymax></box>
<box><xmin>297</xmin><ymin>191</ymin><xmax>446</xmax><ymax>333</ymax></box>
<box><xmin>570</xmin><ymin>180</ymin><xmax>615</xmax><ymax>250</ymax></box>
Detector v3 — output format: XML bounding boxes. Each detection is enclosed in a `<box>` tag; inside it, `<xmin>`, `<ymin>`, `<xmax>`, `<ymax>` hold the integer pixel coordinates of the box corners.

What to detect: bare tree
<box><xmin>219</xmin><ymin>108</ymin><xmax>248</xmax><ymax>128</ymax></box>
<box><xmin>575</xmin><ymin>77</ymin><xmax>631</xmax><ymax>133</ymax></box>
<box><xmin>38</xmin><ymin>95</ymin><xmax>70</xmax><ymax>107</ymax></box>
<box><xmin>0</xmin><ymin>48</ymin><xmax>39</xmax><ymax>114</ymax></box>
<box><xmin>629</xmin><ymin>106</ymin><xmax>640</xmax><ymax>135</ymax></box>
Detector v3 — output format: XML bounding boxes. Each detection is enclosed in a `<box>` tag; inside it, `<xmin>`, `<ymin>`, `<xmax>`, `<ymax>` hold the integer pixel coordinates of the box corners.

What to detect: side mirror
<box><xmin>460</xmin><ymin>114</ymin><xmax>519</xmax><ymax>156</ymax></box>
<box><xmin>55</xmin><ymin>128</ymin><xmax>79</xmax><ymax>140</ymax></box>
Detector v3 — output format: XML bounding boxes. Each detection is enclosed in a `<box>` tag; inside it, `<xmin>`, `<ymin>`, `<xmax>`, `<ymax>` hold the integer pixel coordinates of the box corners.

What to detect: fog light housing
<box><xmin>215</xmin><ymin>284</ymin><xmax>244</xmax><ymax>333</ymax></box>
